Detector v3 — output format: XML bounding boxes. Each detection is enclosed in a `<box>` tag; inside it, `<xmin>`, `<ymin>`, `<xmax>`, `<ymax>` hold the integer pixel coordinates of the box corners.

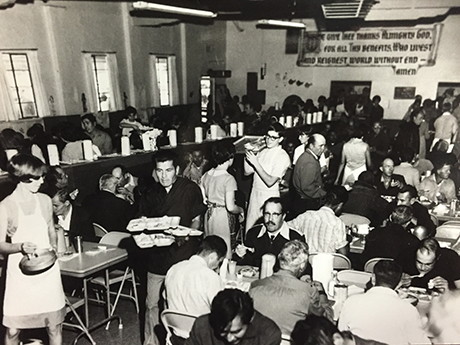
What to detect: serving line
<box><xmin>59</xmin><ymin>242</ymin><xmax>128</xmax><ymax>344</ymax></box>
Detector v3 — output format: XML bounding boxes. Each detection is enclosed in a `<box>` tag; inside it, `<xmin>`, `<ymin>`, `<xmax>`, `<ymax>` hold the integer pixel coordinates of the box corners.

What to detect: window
<box><xmin>83</xmin><ymin>53</ymin><xmax>122</xmax><ymax>113</ymax></box>
<box><xmin>2</xmin><ymin>53</ymin><xmax>38</xmax><ymax>118</ymax></box>
<box><xmin>155</xmin><ymin>57</ymin><xmax>170</xmax><ymax>106</ymax></box>
<box><xmin>149</xmin><ymin>54</ymin><xmax>179</xmax><ymax>108</ymax></box>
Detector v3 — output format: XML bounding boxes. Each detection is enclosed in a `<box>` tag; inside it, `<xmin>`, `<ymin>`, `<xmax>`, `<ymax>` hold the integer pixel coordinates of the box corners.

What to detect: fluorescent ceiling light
<box><xmin>257</xmin><ymin>19</ymin><xmax>306</xmax><ymax>29</ymax></box>
<box><xmin>133</xmin><ymin>2</ymin><xmax>217</xmax><ymax>18</ymax></box>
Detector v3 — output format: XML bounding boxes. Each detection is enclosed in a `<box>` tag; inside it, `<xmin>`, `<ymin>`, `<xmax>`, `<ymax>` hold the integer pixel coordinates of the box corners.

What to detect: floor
<box><xmin>1</xmin><ymin>296</ymin><xmax>145</xmax><ymax>345</ymax></box>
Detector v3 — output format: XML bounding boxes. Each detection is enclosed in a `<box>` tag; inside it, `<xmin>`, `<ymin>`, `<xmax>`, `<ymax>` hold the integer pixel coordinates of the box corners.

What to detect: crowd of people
<box><xmin>1</xmin><ymin>90</ymin><xmax>460</xmax><ymax>344</ymax></box>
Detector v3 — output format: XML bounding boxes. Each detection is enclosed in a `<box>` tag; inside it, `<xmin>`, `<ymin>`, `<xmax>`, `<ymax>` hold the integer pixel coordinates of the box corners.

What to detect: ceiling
<box><xmin>129</xmin><ymin>0</ymin><xmax>460</xmax><ymax>29</ymax></box>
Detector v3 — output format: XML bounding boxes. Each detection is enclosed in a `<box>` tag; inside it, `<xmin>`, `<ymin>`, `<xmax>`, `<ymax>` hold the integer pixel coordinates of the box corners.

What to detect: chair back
<box><xmin>308</xmin><ymin>253</ymin><xmax>352</xmax><ymax>270</ymax></box>
<box><xmin>100</xmin><ymin>231</ymin><xmax>131</xmax><ymax>246</ymax></box>
<box><xmin>337</xmin><ymin>270</ymin><xmax>373</xmax><ymax>289</ymax></box>
<box><xmin>93</xmin><ymin>223</ymin><xmax>108</xmax><ymax>237</ymax></box>
<box><xmin>364</xmin><ymin>257</ymin><xmax>393</xmax><ymax>273</ymax></box>
<box><xmin>430</xmin><ymin>214</ymin><xmax>439</xmax><ymax>227</ymax></box>
<box><xmin>435</xmin><ymin>224</ymin><xmax>460</xmax><ymax>240</ymax></box>
<box><xmin>161</xmin><ymin>309</ymin><xmax>197</xmax><ymax>341</ymax></box>
<box><xmin>339</xmin><ymin>213</ymin><xmax>370</xmax><ymax>227</ymax></box>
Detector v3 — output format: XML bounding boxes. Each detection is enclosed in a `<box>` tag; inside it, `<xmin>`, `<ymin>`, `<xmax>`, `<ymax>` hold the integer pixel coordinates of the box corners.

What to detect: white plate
<box><xmin>127</xmin><ymin>216</ymin><xmax>181</xmax><ymax>232</ymax></box>
<box><xmin>133</xmin><ymin>233</ymin><xmax>175</xmax><ymax>248</ymax></box>
<box><xmin>165</xmin><ymin>226</ymin><xmax>203</xmax><ymax>237</ymax></box>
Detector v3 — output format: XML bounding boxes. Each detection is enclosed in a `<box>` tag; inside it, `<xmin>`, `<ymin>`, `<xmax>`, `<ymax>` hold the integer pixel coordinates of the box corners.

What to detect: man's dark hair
<box><xmin>152</xmin><ymin>150</ymin><xmax>178</xmax><ymax>168</ymax></box>
<box><xmin>291</xmin><ymin>315</ymin><xmax>337</xmax><ymax>345</ymax></box>
<box><xmin>399</xmin><ymin>185</ymin><xmax>418</xmax><ymax>200</ymax></box>
<box><xmin>81</xmin><ymin>113</ymin><xmax>97</xmax><ymax>124</ymax></box>
<box><xmin>261</xmin><ymin>197</ymin><xmax>286</xmax><ymax>214</ymax></box>
<box><xmin>418</xmin><ymin>237</ymin><xmax>441</xmax><ymax>259</ymax></box>
<box><xmin>297</xmin><ymin>124</ymin><xmax>312</xmax><ymax>137</ymax></box>
<box><xmin>357</xmin><ymin>171</ymin><xmax>375</xmax><ymax>185</ymax></box>
<box><xmin>442</xmin><ymin>102</ymin><xmax>452</xmax><ymax>112</ymax></box>
<box><xmin>399</xmin><ymin>148</ymin><xmax>415</xmax><ymax>163</ymax></box>
<box><xmin>126</xmin><ymin>106</ymin><xmax>137</xmax><ymax>115</ymax></box>
<box><xmin>209</xmin><ymin>289</ymin><xmax>254</xmax><ymax>335</ymax></box>
<box><xmin>433</xmin><ymin>153</ymin><xmax>452</xmax><ymax>173</ymax></box>
<box><xmin>374</xmin><ymin>260</ymin><xmax>402</xmax><ymax>289</ymax></box>
<box><xmin>372</xmin><ymin>95</ymin><xmax>381</xmax><ymax>103</ymax></box>
<box><xmin>268</xmin><ymin>123</ymin><xmax>286</xmax><ymax>138</ymax></box>
<box><xmin>324</xmin><ymin>186</ymin><xmax>348</xmax><ymax>207</ymax></box>
<box><xmin>410</xmin><ymin>109</ymin><xmax>423</xmax><ymax>121</ymax></box>
<box><xmin>49</xmin><ymin>187</ymin><xmax>71</xmax><ymax>203</ymax></box>
<box><xmin>197</xmin><ymin>235</ymin><xmax>227</xmax><ymax>259</ymax></box>
<box><xmin>212</xmin><ymin>141</ymin><xmax>235</xmax><ymax>165</ymax></box>
<box><xmin>391</xmin><ymin>205</ymin><xmax>413</xmax><ymax>225</ymax></box>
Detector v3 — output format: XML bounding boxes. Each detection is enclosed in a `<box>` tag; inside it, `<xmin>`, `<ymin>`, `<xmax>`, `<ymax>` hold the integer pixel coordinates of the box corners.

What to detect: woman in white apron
<box><xmin>0</xmin><ymin>154</ymin><xmax>65</xmax><ymax>345</ymax></box>
<box><xmin>244</xmin><ymin>124</ymin><xmax>291</xmax><ymax>230</ymax></box>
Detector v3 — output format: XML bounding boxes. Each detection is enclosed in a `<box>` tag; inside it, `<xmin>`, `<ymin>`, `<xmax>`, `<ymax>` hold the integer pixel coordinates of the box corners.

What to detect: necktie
<box><xmin>269</xmin><ymin>234</ymin><xmax>276</xmax><ymax>244</ymax></box>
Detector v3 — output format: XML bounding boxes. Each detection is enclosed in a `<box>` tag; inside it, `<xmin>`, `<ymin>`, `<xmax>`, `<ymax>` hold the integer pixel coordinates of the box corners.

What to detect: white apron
<box><xmin>4</xmin><ymin>194</ymin><xmax>65</xmax><ymax>322</ymax></box>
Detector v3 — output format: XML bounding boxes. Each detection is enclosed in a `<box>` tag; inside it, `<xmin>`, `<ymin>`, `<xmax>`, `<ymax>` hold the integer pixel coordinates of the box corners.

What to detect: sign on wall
<box><xmin>297</xmin><ymin>24</ymin><xmax>442</xmax><ymax>75</ymax></box>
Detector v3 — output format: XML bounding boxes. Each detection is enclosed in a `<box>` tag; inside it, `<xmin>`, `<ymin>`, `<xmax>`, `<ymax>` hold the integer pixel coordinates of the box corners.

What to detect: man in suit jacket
<box><xmin>82</xmin><ymin>174</ymin><xmax>135</xmax><ymax>231</ymax></box>
<box><xmin>235</xmin><ymin>197</ymin><xmax>304</xmax><ymax>268</ymax></box>
<box><xmin>374</xmin><ymin>158</ymin><xmax>406</xmax><ymax>197</ymax></box>
<box><xmin>50</xmin><ymin>188</ymin><xmax>97</xmax><ymax>243</ymax></box>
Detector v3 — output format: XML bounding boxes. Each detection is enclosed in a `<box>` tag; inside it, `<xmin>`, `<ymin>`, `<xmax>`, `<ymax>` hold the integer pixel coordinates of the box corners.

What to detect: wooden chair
<box><xmin>89</xmin><ymin>231</ymin><xmax>139</xmax><ymax>329</ymax></box>
<box><xmin>308</xmin><ymin>253</ymin><xmax>352</xmax><ymax>270</ymax></box>
<box><xmin>364</xmin><ymin>257</ymin><xmax>393</xmax><ymax>273</ymax></box>
<box><xmin>161</xmin><ymin>309</ymin><xmax>197</xmax><ymax>345</ymax></box>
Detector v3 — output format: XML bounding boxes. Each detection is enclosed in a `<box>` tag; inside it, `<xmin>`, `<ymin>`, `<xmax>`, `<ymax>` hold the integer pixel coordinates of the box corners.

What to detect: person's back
<box><xmin>338</xmin><ymin>260</ymin><xmax>428</xmax><ymax>345</ymax></box>
<box><xmin>165</xmin><ymin>236</ymin><xmax>226</xmax><ymax>316</ymax></box>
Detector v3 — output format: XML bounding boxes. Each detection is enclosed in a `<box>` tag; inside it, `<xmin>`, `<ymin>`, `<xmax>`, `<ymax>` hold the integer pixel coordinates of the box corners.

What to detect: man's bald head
<box><xmin>308</xmin><ymin>133</ymin><xmax>326</xmax><ymax>157</ymax></box>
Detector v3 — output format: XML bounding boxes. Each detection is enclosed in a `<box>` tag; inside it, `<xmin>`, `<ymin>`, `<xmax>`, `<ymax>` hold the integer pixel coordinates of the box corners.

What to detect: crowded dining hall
<box><xmin>2</xmin><ymin>0</ymin><xmax>460</xmax><ymax>344</ymax></box>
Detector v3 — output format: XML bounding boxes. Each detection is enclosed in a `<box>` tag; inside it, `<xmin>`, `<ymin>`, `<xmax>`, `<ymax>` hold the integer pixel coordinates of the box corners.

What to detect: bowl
<box><xmin>19</xmin><ymin>248</ymin><xmax>57</xmax><ymax>275</ymax></box>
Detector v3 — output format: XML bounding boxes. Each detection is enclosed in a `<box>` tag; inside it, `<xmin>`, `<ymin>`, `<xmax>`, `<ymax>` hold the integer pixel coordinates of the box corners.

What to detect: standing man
<box><xmin>244</xmin><ymin>123</ymin><xmax>291</xmax><ymax>230</ymax></box>
<box><xmin>292</xmin><ymin>133</ymin><xmax>327</xmax><ymax>217</ymax></box>
<box><xmin>138</xmin><ymin>150</ymin><xmax>207</xmax><ymax>345</ymax></box>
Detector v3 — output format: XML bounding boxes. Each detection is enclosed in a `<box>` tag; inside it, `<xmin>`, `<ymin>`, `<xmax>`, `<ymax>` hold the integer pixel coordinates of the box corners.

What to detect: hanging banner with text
<box><xmin>297</xmin><ymin>24</ymin><xmax>442</xmax><ymax>75</ymax></box>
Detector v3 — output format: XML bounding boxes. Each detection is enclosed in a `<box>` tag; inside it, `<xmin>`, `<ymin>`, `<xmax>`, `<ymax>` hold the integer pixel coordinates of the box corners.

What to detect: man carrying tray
<box><xmin>137</xmin><ymin>150</ymin><xmax>207</xmax><ymax>345</ymax></box>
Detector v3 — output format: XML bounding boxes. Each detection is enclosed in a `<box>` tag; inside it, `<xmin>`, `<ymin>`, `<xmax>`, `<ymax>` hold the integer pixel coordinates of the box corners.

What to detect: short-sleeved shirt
<box><xmin>418</xmin><ymin>174</ymin><xmax>456</xmax><ymax>203</ymax></box>
<box><xmin>90</xmin><ymin>129</ymin><xmax>113</xmax><ymax>155</ymax></box>
<box><xmin>252</xmin><ymin>146</ymin><xmax>290</xmax><ymax>192</ymax></box>
<box><xmin>201</xmin><ymin>169</ymin><xmax>237</xmax><ymax>205</ymax></box>
<box><xmin>287</xmin><ymin>206</ymin><xmax>347</xmax><ymax>253</ymax></box>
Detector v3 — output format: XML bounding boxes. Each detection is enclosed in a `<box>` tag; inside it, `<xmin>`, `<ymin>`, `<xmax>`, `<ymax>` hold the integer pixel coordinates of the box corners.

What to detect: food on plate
<box><xmin>238</xmin><ymin>266</ymin><xmax>259</xmax><ymax>278</ymax></box>
<box><xmin>133</xmin><ymin>233</ymin><xmax>175</xmax><ymax>248</ymax></box>
<box><xmin>127</xmin><ymin>216</ymin><xmax>180</xmax><ymax>232</ymax></box>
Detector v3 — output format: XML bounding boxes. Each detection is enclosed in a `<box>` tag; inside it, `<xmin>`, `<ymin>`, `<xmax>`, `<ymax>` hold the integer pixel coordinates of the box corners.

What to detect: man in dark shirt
<box><xmin>185</xmin><ymin>289</ymin><xmax>281</xmax><ymax>345</ymax></box>
<box><xmin>138</xmin><ymin>150</ymin><xmax>206</xmax><ymax>345</ymax></box>
<box><xmin>361</xmin><ymin>205</ymin><xmax>420</xmax><ymax>266</ymax></box>
<box><xmin>383</xmin><ymin>185</ymin><xmax>436</xmax><ymax>237</ymax></box>
<box><xmin>234</xmin><ymin>197</ymin><xmax>304</xmax><ymax>268</ymax></box>
<box><xmin>397</xmin><ymin>238</ymin><xmax>460</xmax><ymax>291</ymax></box>
<box><xmin>374</xmin><ymin>158</ymin><xmax>406</xmax><ymax>197</ymax></box>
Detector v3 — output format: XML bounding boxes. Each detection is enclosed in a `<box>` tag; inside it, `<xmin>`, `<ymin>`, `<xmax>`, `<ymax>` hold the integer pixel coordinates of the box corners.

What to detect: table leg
<box><xmin>83</xmin><ymin>277</ymin><xmax>89</xmax><ymax>327</ymax></box>
<box><xmin>105</xmin><ymin>268</ymin><xmax>111</xmax><ymax>318</ymax></box>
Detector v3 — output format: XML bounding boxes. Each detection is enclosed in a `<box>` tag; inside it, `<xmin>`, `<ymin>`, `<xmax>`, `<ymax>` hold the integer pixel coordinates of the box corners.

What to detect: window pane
<box><xmin>155</xmin><ymin>57</ymin><xmax>170</xmax><ymax>106</ymax></box>
<box><xmin>2</xmin><ymin>52</ymin><xmax>38</xmax><ymax>118</ymax></box>
<box><xmin>91</xmin><ymin>54</ymin><xmax>114</xmax><ymax>112</ymax></box>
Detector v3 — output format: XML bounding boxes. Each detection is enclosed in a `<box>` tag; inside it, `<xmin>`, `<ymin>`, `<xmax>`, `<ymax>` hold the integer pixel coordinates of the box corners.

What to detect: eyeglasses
<box><xmin>265</xmin><ymin>134</ymin><xmax>280</xmax><ymax>141</ymax></box>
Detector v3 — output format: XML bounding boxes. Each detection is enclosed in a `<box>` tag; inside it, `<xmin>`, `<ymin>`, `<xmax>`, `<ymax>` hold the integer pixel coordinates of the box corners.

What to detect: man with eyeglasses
<box><xmin>244</xmin><ymin>123</ymin><xmax>291</xmax><ymax>230</ymax></box>
<box><xmin>397</xmin><ymin>237</ymin><xmax>460</xmax><ymax>291</ymax></box>
<box><xmin>235</xmin><ymin>197</ymin><xmax>303</xmax><ymax>268</ymax></box>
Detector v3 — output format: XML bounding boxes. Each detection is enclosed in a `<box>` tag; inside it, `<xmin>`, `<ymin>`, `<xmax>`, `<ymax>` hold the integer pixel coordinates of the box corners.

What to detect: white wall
<box><xmin>226</xmin><ymin>15</ymin><xmax>460</xmax><ymax>119</ymax></box>
<box><xmin>0</xmin><ymin>1</ymin><xmax>227</xmax><ymax>120</ymax></box>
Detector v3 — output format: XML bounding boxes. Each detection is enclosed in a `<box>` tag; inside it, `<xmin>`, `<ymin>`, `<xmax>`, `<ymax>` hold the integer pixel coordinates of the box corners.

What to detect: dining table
<box><xmin>59</xmin><ymin>242</ymin><xmax>128</xmax><ymax>344</ymax></box>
